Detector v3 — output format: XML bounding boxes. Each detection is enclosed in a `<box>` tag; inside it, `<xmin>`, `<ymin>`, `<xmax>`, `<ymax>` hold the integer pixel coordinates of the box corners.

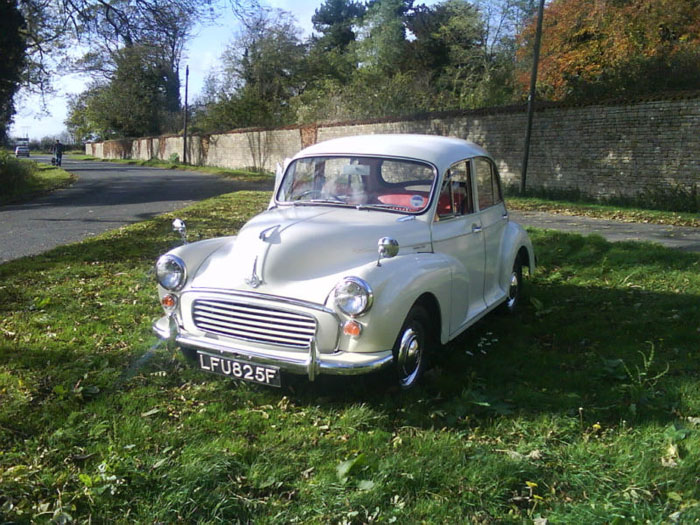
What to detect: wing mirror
<box><xmin>172</xmin><ymin>218</ymin><xmax>188</xmax><ymax>244</ymax></box>
<box><xmin>377</xmin><ymin>237</ymin><xmax>399</xmax><ymax>266</ymax></box>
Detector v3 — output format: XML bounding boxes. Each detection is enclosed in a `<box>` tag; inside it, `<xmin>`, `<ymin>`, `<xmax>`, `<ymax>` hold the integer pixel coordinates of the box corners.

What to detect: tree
<box><xmin>517</xmin><ymin>0</ymin><xmax>700</xmax><ymax>100</ymax></box>
<box><xmin>193</xmin><ymin>9</ymin><xmax>306</xmax><ymax>132</ymax></box>
<box><xmin>407</xmin><ymin>0</ymin><xmax>488</xmax><ymax>106</ymax></box>
<box><xmin>66</xmin><ymin>45</ymin><xmax>184</xmax><ymax>139</ymax></box>
<box><xmin>357</xmin><ymin>0</ymin><xmax>413</xmax><ymax>75</ymax></box>
<box><xmin>312</xmin><ymin>0</ymin><xmax>366</xmax><ymax>53</ymax></box>
<box><xmin>0</xmin><ymin>0</ymin><xmax>26</xmax><ymax>143</ymax></box>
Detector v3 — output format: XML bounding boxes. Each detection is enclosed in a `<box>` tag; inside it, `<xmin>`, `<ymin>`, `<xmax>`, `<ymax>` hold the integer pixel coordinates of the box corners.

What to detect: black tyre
<box><xmin>393</xmin><ymin>305</ymin><xmax>433</xmax><ymax>389</ymax></box>
<box><xmin>501</xmin><ymin>258</ymin><xmax>523</xmax><ymax>314</ymax></box>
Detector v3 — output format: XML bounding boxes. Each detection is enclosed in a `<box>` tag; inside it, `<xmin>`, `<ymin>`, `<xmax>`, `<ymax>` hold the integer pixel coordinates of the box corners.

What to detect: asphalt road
<box><xmin>0</xmin><ymin>156</ymin><xmax>271</xmax><ymax>263</ymax></box>
<box><xmin>509</xmin><ymin>210</ymin><xmax>700</xmax><ymax>253</ymax></box>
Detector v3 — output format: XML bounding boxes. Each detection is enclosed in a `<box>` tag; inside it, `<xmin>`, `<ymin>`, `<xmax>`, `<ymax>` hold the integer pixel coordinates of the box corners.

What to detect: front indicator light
<box><xmin>161</xmin><ymin>294</ymin><xmax>177</xmax><ymax>311</ymax></box>
<box><xmin>343</xmin><ymin>320</ymin><xmax>362</xmax><ymax>337</ymax></box>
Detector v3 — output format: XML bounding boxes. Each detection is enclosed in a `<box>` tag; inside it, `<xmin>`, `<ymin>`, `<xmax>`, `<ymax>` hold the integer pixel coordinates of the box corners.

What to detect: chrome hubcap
<box><xmin>397</xmin><ymin>327</ymin><xmax>422</xmax><ymax>387</ymax></box>
<box><xmin>506</xmin><ymin>271</ymin><xmax>519</xmax><ymax>309</ymax></box>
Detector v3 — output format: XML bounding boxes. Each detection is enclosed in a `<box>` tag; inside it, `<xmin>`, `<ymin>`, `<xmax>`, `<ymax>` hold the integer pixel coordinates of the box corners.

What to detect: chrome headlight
<box><xmin>334</xmin><ymin>277</ymin><xmax>373</xmax><ymax>317</ymax></box>
<box><xmin>155</xmin><ymin>254</ymin><xmax>187</xmax><ymax>291</ymax></box>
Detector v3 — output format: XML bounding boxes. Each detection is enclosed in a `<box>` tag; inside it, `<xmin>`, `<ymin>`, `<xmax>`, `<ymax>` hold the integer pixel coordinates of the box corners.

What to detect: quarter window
<box><xmin>474</xmin><ymin>157</ymin><xmax>502</xmax><ymax>210</ymax></box>
<box><xmin>436</xmin><ymin>161</ymin><xmax>474</xmax><ymax>220</ymax></box>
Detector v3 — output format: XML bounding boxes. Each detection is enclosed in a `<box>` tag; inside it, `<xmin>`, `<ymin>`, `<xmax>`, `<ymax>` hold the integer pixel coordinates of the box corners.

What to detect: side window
<box><xmin>436</xmin><ymin>161</ymin><xmax>474</xmax><ymax>220</ymax></box>
<box><xmin>451</xmin><ymin>161</ymin><xmax>474</xmax><ymax>215</ymax></box>
<box><xmin>474</xmin><ymin>157</ymin><xmax>502</xmax><ymax>210</ymax></box>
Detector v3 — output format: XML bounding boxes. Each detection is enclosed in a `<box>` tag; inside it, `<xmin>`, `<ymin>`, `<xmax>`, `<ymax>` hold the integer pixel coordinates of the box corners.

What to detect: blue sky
<box><xmin>10</xmin><ymin>0</ymin><xmax>438</xmax><ymax>141</ymax></box>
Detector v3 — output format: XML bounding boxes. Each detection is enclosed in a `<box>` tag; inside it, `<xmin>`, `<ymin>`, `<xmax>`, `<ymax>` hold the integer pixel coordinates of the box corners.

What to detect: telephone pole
<box><xmin>520</xmin><ymin>0</ymin><xmax>545</xmax><ymax>194</ymax></box>
<box><xmin>182</xmin><ymin>65</ymin><xmax>189</xmax><ymax>165</ymax></box>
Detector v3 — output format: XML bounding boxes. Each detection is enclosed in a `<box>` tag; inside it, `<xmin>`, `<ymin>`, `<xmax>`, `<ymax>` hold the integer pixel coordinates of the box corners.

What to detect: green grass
<box><xmin>507</xmin><ymin>196</ymin><xmax>700</xmax><ymax>228</ymax></box>
<box><xmin>0</xmin><ymin>154</ymin><xmax>75</xmax><ymax>204</ymax></box>
<box><xmin>1</xmin><ymin>190</ymin><xmax>699</xmax><ymax>523</ymax></box>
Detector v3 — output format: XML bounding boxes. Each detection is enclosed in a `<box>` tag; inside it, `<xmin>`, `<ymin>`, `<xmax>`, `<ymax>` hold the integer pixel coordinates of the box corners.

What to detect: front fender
<box><xmin>500</xmin><ymin>221</ymin><xmax>535</xmax><ymax>289</ymax></box>
<box><xmin>338</xmin><ymin>253</ymin><xmax>453</xmax><ymax>354</ymax></box>
<box><xmin>156</xmin><ymin>236</ymin><xmax>235</xmax><ymax>298</ymax></box>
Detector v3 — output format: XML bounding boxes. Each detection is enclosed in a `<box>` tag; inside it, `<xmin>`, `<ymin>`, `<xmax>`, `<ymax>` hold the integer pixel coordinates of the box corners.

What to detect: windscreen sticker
<box><xmin>411</xmin><ymin>195</ymin><xmax>424</xmax><ymax>208</ymax></box>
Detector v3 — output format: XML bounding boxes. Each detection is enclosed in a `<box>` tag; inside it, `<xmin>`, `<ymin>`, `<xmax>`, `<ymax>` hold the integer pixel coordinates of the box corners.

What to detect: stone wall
<box><xmin>86</xmin><ymin>93</ymin><xmax>700</xmax><ymax>200</ymax></box>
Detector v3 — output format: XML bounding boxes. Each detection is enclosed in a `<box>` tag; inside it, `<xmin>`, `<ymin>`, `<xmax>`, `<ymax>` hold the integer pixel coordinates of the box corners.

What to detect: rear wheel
<box><xmin>393</xmin><ymin>305</ymin><xmax>432</xmax><ymax>389</ymax></box>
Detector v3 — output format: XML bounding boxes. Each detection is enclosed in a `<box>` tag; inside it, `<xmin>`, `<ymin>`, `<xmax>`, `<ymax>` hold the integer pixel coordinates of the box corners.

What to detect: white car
<box><xmin>15</xmin><ymin>145</ymin><xmax>30</xmax><ymax>157</ymax></box>
<box><xmin>153</xmin><ymin>134</ymin><xmax>535</xmax><ymax>389</ymax></box>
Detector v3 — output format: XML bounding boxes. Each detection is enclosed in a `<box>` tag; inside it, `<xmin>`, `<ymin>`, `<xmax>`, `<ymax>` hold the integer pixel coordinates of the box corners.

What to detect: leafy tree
<box><xmin>408</xmin><ymin>0</ymin><xmax>488</xmax><ymax>106</ymax></box>
<box><xmin>357</xmin><ymin>0</ymin><xmax>413</xmax><ymax>75</ymax></box>
<box><xmin>66</xmin><ymin>46</ymin><xmax>183</xmax><ymax>139</ymax></box>
<box><xmin>517</xmin><ymin>0</ymin><xmax>700</xmax><ymax>100</ymax></box>
<box><xmin>312</xmin><ymin>0</ymin><xmax>366</xmax><ymax>52</ymax></box>
<box><xmin>0</xmin><ymin>0</ymin><xmax>26</xmax><ymax>143</ymax></box>
<box><xmin>193</xmin><ymin>9</ymin><xmax>306</xmax><ymax>132</ymax></box>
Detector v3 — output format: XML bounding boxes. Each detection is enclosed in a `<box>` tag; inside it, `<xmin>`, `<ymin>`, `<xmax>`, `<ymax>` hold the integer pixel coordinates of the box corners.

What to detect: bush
<box><xmin>0</xmin><ymin>150</ymin><xmax>37</xmax><ymax>201</ymax></box>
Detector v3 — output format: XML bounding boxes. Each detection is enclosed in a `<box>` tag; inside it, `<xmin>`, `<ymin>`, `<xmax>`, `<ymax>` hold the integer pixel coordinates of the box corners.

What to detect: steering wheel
<box><xmin>293</xmin><ymin>189</ymin><xmax>323</xmax><ymax>200</ymax></box>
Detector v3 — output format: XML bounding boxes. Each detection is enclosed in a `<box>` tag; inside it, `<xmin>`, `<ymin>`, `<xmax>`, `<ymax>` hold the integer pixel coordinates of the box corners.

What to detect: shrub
<box><xmin>0</xmin><ymin>150</ymin><xmax>37</xmax><ymax>202</ymax></box>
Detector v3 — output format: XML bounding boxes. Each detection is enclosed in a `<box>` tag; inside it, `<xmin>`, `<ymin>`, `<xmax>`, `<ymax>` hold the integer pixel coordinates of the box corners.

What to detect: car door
<box><xmin>430</xmin><ymin>160</ymin><xmax>487</xmax><ymax>336</ymax></box>
<box><xmin>473</xmin><ymin>157</ymin><xmax>508</xmax><ymax>306</ymax></box>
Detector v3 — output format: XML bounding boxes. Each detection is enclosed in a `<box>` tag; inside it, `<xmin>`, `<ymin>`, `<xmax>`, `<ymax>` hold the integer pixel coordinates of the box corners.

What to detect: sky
<box><xmin>9</xmin><ymin>0</ymin><xmax>324</xmax><ymax>141</ymax></box>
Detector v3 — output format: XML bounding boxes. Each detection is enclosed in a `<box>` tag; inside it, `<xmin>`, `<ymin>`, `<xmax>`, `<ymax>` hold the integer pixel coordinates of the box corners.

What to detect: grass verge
<box><xmin>68</xmin><ymin>154</ymin><xmax>274</xmax><ymax>183</ymax></box>
<box><xmin>507</xmin><ymin>196</ymin><xmax>700</xmax><ymax>228</ymax></box>
<box><xmin>0</xmin><ymin>154</ymin><xmax>75</xmax><ymax>205</ymax></box>
<box><xmin>1</xmin><ymin>190</ymin><xmax>699</xmax><ymax>523</ymax></box>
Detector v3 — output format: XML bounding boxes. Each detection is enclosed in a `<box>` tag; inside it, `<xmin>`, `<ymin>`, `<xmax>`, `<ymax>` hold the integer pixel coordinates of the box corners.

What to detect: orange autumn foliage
<box><xmin>517</xmin><ymin>0</ymin><xmax>700</xmax><ymax>100</ymax></box>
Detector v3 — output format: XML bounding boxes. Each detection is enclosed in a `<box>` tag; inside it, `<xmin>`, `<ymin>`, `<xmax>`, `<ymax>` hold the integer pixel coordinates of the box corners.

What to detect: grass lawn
<box><xmin>1</xmin><ymin>190</ymin><xmax>699</xmax><ymax>523</ymax></box>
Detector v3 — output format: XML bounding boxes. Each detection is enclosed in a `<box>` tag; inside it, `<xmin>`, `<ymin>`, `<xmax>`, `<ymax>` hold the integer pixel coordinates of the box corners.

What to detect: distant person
<box><xmin>53</xmin><ymin>140</ymin><xmax>64</xmax><ymax>166</ymax></box>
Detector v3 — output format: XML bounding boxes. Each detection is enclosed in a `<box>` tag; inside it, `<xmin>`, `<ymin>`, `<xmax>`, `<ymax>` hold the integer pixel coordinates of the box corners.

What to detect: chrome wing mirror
<box><xmin>172</xmin><ymin>218</ymin><xmax>188</xmax><ymax>244</ymax></box>
<box><xmin>377</xmin><ymin>237</ymin><xmax>399</xmax><ymax>266</ymax></box>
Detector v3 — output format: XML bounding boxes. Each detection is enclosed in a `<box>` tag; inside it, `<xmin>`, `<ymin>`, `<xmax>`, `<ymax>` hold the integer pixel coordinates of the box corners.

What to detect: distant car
<box><xmin>15</xmin><ymin>145</ymin><xmax>30</xmax><ymax>157</ymax></box>
<box><xmin>153</xmin><ymin>134</ymin><xmax>535</xmax><ymax>389</ymax></box>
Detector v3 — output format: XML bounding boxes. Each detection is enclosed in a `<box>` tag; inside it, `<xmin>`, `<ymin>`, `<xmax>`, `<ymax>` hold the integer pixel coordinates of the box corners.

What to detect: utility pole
<box><xmin>520</xmin><ymin>0</ymin><xmax>545</xmax><ymax>194</ymax></box>
<box><xmin>183</xmin><ymin>65</ymin><xmax>189</xmax><ymax>165</ymax></box>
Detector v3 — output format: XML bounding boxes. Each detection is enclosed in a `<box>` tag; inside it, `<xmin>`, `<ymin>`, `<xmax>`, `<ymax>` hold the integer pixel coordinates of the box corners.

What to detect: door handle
<box><xmin>471</xmin><ymin>224</ymin><xmax>482</xmax><ymax>233</ymax></box>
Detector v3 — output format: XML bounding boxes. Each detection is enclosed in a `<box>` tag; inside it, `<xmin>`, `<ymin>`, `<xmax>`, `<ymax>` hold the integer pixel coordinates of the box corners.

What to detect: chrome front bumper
<box><xmin>153</xmin><ymin>315</ymin><xmax>393</xmax><ymax>381</ymax></box>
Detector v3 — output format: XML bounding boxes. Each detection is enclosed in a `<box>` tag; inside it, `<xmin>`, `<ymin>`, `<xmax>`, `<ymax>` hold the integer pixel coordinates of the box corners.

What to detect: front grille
<box><xmin>192</xmin><ymin>298</ymin><xmax>316</xmax><ymax>349</ymax></box>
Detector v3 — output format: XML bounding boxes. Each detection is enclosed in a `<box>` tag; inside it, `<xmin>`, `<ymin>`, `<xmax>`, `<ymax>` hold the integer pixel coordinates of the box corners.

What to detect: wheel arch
<box><xmin>413</xmin><ymin>292</ymin><xmax>442</xmax><ymax>345</ymax></box>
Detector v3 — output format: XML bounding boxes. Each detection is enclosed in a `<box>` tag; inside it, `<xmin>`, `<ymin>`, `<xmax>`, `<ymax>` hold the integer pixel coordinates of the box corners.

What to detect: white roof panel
<box><xmin>294</xmin><ymin>134</ymin><xmax>490</xmax><ymax>173</ymax></box>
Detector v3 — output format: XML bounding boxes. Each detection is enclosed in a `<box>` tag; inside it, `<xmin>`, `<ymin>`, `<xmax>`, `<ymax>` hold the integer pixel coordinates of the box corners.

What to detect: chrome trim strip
<box><xmin>188</xmin><ymin>288</ymin><xmax>336</xmax><ymax>315</ymax></box>
<box><xmin>152</xmin><ymin>316</ymin><xmax>172</xmax><ymax>340</ymax></box>
<box><xmin>176</xmin><ymin>334</ymin><xmax>393</xmax><ymax>377</ymax></box>
<box><xmin>308</xmin><ymin>338</ymin><xmax>319</xmax><ymax>381</ymax></box>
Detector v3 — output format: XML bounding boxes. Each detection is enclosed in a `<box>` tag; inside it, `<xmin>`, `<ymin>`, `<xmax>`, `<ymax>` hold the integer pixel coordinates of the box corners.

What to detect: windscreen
<box><xmin>277</xmin><ymin>156</ymin><xmax>437</xmax><ymax>213</ymax></box>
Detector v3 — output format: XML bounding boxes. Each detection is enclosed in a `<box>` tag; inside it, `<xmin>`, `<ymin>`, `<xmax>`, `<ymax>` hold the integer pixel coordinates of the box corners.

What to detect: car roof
<box><xmin>294</xmin><ymin>134</ymin><xmax>490</xmax><ymax>173</ymax></box>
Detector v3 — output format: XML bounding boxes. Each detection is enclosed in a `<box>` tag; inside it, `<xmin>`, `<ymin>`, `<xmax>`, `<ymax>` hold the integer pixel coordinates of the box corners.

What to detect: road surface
<box><xmin>0</xmin><ymin>156</ymin><xmax>271</xmax><ymax>263</ymax></box>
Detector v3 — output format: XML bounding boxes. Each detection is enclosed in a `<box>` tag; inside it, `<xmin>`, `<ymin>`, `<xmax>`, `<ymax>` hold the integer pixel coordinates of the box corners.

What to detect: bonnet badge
<box><xmin>245</xmin><ymin>256</ymin><xmax>262</xmax><ymax>288</ymax></box>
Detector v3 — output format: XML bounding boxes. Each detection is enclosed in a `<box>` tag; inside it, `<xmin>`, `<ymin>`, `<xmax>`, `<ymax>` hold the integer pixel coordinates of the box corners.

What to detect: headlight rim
<box><xmin>156</xmin><ymin>254</ymin><xmax>187</xmax><ymax>291</ymax></box>
<box><xmin>334</xmin><ymin>276</ymin><xmax>374</xmax><ymax>317</ymax></box>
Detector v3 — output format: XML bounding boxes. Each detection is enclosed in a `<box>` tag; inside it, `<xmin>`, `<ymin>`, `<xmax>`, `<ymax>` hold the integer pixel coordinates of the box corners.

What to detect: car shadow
<box><xmin>283</xmin><ymin>243</ymin><xmax>699</xmax><ymax>430</ymax></box>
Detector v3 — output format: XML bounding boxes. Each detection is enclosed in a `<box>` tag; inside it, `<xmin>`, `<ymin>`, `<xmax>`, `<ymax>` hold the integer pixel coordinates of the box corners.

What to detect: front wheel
<box><xmin>501</xmin><ymin>258</ymin><xmax>523</xmax><ymax>314</ymax></box>
<box><xmin>393</xmin><ymin>305</ymin><xmax>432</xmax><ymax>389</ymax></box>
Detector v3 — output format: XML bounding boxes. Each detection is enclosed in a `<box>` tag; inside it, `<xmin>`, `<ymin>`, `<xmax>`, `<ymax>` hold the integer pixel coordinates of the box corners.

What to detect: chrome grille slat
<box><xmin>195</xmin><ymin>304</ymin><xmax>314</xmax><ymax>329</ymax></box>
<box><xmin>192</xmin><ymin>298</ymin><xmax>316</xmax><ymax>349</ymax></box>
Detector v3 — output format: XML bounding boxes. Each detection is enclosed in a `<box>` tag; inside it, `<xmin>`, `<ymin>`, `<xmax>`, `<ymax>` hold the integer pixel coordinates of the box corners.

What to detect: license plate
<box><xmin>197</xmin><ymin>352</ymin><xmax>281</xmax><ymax>387</ymax></box>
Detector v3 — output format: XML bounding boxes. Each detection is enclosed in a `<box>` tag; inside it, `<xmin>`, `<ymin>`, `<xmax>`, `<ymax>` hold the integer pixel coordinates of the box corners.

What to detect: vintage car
<box><xmin>153</xmin><ymin>134</ymin><xmax>535</xmax><ymax>389</ymax></box>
